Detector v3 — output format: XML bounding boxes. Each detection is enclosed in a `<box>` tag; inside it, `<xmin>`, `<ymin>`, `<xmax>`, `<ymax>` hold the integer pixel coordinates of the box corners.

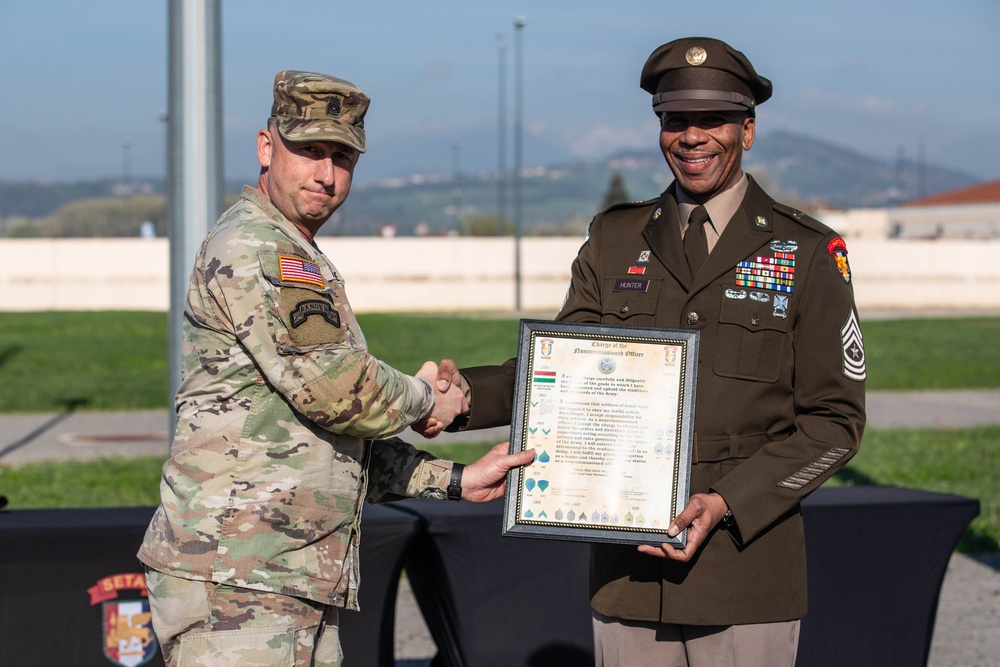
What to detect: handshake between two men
<box><xmin>408</xmin><ymin>357</ymin><xmax>730</xmax><ymax>561</ymax></box>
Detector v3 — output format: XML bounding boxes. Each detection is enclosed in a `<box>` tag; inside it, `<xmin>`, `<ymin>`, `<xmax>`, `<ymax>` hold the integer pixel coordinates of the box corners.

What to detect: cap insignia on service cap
<box><xmin>685</xmin><ymin>47</ymin><xmax>707</xmax><ymax>66</ymax></box>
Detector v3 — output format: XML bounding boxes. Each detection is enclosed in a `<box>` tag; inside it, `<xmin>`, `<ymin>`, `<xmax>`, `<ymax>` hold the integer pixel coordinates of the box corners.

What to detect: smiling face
<box><xmin>256</xmin><ymin>122</ymin><xmax>359</xmax><ymax>240</ymax></box>
<box><xmin>659</xmin><ymin>110</ymin><xmax>755</xmax><ymax>203</ymax></box>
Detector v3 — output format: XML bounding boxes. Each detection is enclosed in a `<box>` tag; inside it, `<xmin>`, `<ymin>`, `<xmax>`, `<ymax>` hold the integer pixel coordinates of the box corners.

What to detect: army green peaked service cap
<box><xmin>271</xmin><ymin>70</ymin><xmax>370</xmax><ymax>153</ymax></box>
<box><xmin>640</xmin><ymin>37</ymin><xmax>772</xmax><ymax>115</ymax></box>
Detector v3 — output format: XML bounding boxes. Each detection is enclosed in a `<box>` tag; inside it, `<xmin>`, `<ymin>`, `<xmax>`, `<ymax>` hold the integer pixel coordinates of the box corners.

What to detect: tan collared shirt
<box><xmin>677</xmin><ymin>173</ymin><xmax>749</xmax><ymax>254</ymax></box>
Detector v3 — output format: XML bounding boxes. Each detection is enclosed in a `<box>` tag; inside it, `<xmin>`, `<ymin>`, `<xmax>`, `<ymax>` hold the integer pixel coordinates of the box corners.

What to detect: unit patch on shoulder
<box><xmin>827</xmin><ymin>237</ymin><xmax>852</xmax><ymax>284</ymax></box>
<box><xmin>279</xmin><ymin>255</ymin><xmax>325</xmax><ymax>287</ymax></box>
<box><xmin>841</xmin><ymin>309</ymin><xmax>867</xmax><ymax>381</ymax></box>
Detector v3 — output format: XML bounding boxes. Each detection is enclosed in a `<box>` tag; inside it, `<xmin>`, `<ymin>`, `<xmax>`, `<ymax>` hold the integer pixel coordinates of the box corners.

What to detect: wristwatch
<box><xmin>447</xmin><ymin>463</ymin><xmax>465</xmax><ymax>501</ymax></box>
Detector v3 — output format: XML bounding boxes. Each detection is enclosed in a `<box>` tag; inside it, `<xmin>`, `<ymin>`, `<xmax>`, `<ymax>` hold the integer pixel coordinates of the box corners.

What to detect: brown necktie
<box><xmin>685</xmin><ymin>205</ymin><xmax>709</xmax><ymax>274</ymax></box>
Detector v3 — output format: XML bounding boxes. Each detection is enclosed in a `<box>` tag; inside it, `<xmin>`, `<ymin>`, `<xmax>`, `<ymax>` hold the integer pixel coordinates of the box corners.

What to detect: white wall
<box><xmin>2</xmin><ymin>237</ymin><xmax>998</xmax><ymax>314</ymax></box>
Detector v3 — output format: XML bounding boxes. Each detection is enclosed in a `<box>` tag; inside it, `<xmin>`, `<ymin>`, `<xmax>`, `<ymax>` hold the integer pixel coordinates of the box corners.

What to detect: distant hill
<box><xmin>334</xmin><ymin>130</ymin><xmax>979</xmax><ymax>236</ymax></box>
<box><xmin>0</xmin><ymin>130</ymin><xmax>982</xmax><ymax>237</ymax></box>
<box><xmin>0</xmin><ymin>179</ymin><xmax>164</xmax><ymax>219</ymax></box>
<box><xmin>743</xmin><ymin>130</ymin><xmax>976</xmax><ymax>208</ymax></box>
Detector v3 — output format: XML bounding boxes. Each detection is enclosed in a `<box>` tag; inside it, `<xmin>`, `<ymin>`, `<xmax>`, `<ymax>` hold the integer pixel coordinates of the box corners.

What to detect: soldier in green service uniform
<box><xmin>427</xmin><ymin>37</ymin><xmax>866</xmax><ymax>666</ymax></box>
<box><xmin>138</xmin><ymin>70</ymin><xmax>535</xmax><ymax>667</ymax></box>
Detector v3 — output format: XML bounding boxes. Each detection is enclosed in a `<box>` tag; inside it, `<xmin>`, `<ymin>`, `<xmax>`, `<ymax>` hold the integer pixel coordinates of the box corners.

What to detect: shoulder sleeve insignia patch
<box><xmin>279</xmin><ymin>255</ymin><xmax>325</xmax><ymax>287</ymax></box>
<box><xmin>827</xmin><ymin>236</ymin><xmax>851</xmax><ymax>284</ymax></box>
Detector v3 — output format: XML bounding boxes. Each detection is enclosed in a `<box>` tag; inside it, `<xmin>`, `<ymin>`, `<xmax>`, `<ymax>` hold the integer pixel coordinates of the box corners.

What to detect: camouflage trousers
<box><xmin>145</xmin><ymin>569</ymin><xmax>343</xmax><ymax>666</ymax></box>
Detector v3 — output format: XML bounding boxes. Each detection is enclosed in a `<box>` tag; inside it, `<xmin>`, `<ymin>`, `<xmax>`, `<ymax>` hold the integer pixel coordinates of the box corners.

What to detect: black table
<box><xmin>398</xmin><ymin>486</ymin><xmax>979</xmax><ymax>667</ymax></box>
<box><xmin>400</xmin><ymin>499</ymin><xmax>594</xmax><ymax>667</ymax></box>
<box><xmin>0</xmin><ymin>504</ymin><xmax>420</xmax><ymax>667</ymax></box>
<box><xmin>797</xmin><ymin>486</ymin><xmax>979</xmax><ymax>667</ymax></box>
<box><xmin>0</xmin><ymin>486</ymin><xmax>979</xmax><ymax>667</ymax></box>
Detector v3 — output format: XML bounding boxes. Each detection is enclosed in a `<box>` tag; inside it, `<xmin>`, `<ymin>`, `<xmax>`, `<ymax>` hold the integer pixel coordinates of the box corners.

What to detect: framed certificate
<box><xmin>502</xmin><ymin>319</ymin><xmax>699</xmax><ymax>547</ymax></box>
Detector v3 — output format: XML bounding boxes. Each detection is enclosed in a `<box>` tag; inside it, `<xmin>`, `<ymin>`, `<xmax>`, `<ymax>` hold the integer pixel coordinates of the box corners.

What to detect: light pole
<box><xmin>452</xmin><ymin>139</ymin><xmax>462</xmax><ymax>230</ymax></box>
<box><xmin>513</xmin><ymin>15</ymin><xmax>526</xmax><ymax>312</ymax></box>
<box><xmin>167</xmin><ymin>0</ymin><xmax>223</xmax><ymax>436</ymax></box>
<box><xmin>122</xmin><ymin>137</ymin><xmax>133</xmax><ymax>230</ymax></box>
<box><xmin>121</xmin><ymin>137</ymin><xmax>133</xmax><ymax>190</ymax></box>
<box><xmin>497</xmin><ymin>34</ymin><xmax>507</xmax><ymax>238</ymax></box>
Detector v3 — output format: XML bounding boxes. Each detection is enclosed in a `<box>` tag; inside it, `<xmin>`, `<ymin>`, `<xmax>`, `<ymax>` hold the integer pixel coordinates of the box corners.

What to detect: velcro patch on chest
<box><xmin>280</xmin><ymin>287</ymin><xmax>344</xmax><ymax>346</ymax></box>
<box><xmin>279</xmin><ymin>255</ymin><xmax>325</xmax><ymax>287</ymax></box>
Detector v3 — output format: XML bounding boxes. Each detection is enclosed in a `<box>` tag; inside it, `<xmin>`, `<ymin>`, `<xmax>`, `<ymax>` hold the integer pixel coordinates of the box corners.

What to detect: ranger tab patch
<box><xmin>290</xmin><ymin>300</ymin><xmax>341</xmax><ymax>328</ymax></box>
<box><xmin>279</xmin><ymin>256</ymin><xmax>325</xmax><ymax>287</ymax></box>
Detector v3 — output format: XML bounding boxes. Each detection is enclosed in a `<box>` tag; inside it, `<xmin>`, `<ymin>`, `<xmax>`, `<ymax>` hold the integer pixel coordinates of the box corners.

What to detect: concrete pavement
<box><xmin>1</xmin><ymin>389</ymin><xmax>998</xmax><ymax>666</ymax></box>
<box><xmin>3</xmin><ymin>389</ymin><xmax>999</xmax><ymax>466</ymax></box>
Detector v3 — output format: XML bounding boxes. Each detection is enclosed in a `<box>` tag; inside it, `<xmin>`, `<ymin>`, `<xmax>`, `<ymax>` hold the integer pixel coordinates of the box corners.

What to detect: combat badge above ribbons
<box><xmin>828</xmin><ymin>237</ymin><xmax>852</xmax><ymax>284</ymax></box>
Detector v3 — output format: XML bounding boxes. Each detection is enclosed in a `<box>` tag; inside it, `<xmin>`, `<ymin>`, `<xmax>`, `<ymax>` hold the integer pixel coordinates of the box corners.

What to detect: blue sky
<box><xmin>2</xmin><ymin>0</ymin><xmax>998</xmax><ymax>188</ymax></box>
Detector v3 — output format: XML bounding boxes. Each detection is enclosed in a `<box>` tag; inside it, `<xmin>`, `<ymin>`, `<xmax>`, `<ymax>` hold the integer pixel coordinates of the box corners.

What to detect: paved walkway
<box><xmin>2</xmin><ymin>388</ymin><xmax>998</xmax><ymax>666</ymax></box>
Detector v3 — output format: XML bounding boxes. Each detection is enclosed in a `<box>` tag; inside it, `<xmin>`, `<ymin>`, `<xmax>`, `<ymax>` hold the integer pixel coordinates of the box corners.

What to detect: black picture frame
<box><xmin>503</xmin><ymin>319</ymin><xmax>699</xmax><ymax>547</ymax></box>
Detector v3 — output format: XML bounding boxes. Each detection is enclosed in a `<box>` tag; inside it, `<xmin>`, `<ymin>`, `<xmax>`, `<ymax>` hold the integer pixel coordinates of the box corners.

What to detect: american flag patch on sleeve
<box><xmin>279</xmin><ymin>256</ymin><xmax>325</xmax><ymax>287</ymax></box>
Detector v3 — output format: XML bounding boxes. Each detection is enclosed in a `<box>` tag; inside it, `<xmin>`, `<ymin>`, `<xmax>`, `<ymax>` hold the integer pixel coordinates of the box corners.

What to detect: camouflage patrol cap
<box><xmin>639</xmin><ymin>37</ymin><xmax>772</xmax><ymax>115</ymax></box>
<box><xmin>271</xmin><ymin>70</ymin><xmax>370</xmax><ymax>153</ymax></box>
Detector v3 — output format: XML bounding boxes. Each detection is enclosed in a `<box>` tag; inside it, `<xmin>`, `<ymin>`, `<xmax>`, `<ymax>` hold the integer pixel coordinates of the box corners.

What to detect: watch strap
<box><xmin>447</xmin><ymin>463</ymin><xmax>465</xmax><ymax>501</ymax></box>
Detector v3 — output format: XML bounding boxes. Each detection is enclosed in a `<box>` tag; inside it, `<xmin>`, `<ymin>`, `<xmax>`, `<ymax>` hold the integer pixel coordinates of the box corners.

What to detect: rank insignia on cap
<box><xmin>827</xmin><ymin>237</ymin><xmax>852</xmax><ymax>284</ymax></box>
<box><xmin>279</xmin><ymin>255</ymin><xmax>325</xmax><ymax>287</ymax></box>
<box><xmin>627</xmin><ymin>266</ymin><xmax>646</xmax><ymax>275</ymax></box>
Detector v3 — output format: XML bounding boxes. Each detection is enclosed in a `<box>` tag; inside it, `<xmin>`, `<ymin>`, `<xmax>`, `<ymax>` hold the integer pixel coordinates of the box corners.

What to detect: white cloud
<box><xmin>565</xmin><ymin>119</ymin><xmax>659</xmax><ymax>159</ymax></box>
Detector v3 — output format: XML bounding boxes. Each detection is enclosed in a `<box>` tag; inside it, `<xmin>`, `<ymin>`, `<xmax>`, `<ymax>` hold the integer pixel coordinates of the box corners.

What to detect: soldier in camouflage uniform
<box><xmin>138</xmin><ymin>70</ymin><xmax>535</xmax><ymax>667</ymax></box>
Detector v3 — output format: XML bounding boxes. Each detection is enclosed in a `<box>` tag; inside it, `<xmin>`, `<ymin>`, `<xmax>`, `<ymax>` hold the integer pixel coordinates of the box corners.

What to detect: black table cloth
<box><xmin>398</xmin><ymin>486</ymin><xmax>979</xmax><ymax>667</ymax></box>
<box><xmin>0</xmin><ymin>486</ymin><xmax>979</xmax><ymax>667</ymax></box>
<box><xmin>0</xmin><ymin>504</ymin><xmax>420</xmax><ymax>667</ymax></box>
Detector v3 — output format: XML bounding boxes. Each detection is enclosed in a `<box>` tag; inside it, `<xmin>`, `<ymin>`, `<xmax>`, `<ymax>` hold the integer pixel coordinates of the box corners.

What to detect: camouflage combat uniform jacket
<box><xmin>138</xmin><ymin>186</ymin><xmax>454</xmax><ymax>609</ymax></box>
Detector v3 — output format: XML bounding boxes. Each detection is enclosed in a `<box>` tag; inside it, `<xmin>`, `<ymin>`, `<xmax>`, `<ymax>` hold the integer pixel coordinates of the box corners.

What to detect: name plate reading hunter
<box><xmin>503</xmin><ymin>320</ymin><xmax>699</xmax><ymax>547</ymax></box>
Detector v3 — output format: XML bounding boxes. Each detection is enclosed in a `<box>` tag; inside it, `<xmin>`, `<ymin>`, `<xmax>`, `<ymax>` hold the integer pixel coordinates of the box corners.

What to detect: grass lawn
<box><xmin>1</xmin><ymin>426</ymin><xmax>997</xmax><ymax>553</ymax></box>
<box><xmin>0</xmin><ymin>312</ymin><xmax>997</xmax><ymax>552</ymax></box>
<box><xmin>2</xmin><ymin>313</ymin><xmax>999</xmax><ymax>413</ymax></box>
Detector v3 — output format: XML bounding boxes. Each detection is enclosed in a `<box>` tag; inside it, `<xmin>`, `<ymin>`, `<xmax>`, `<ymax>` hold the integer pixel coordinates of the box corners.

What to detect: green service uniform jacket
<box><xmin>139</xmin><ymin>186</ymin><xmax>456</xmax><ymax>609</ymax></box>
<box><xmin>462</xmin><ymin>177</ymin><xmax>866</xmax><ymax>625</ymax></box>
